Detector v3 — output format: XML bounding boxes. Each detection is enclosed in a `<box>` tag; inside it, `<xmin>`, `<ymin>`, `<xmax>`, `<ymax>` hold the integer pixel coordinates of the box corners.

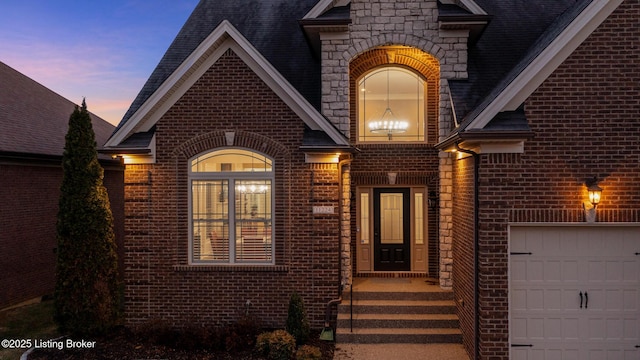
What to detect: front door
<box><xmin>373</xmin><ymin>188</ymin><xmax>410</xmax><ymax>271</ymax></box>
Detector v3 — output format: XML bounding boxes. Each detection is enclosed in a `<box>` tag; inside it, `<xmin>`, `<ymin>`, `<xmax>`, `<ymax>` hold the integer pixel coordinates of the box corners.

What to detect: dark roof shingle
<box><xmin>0</xmin><ymin>61</ymin><xmax>115</xmax><ymax>157</ymax></box>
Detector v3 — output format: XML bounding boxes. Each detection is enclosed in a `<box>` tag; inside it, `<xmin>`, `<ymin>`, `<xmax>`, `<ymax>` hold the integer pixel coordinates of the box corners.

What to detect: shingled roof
<box><xmin>112</xmin><ymin>0</ymin><xmax>610</xmax><ymax>150</ymax></box>
<box><xmin>0</xmin><ymin>61</ymin><xmax>115</xmax><ymax>158</ymax></box>
<box><xmin>116</xmin><ymin>0</ymin><xmax>320</xmax><ymax>133</ymax></box>
<box><xmin>449</xmin><ymin>0</ymin><xmax>586</xmax><ymax>123</ymax></box>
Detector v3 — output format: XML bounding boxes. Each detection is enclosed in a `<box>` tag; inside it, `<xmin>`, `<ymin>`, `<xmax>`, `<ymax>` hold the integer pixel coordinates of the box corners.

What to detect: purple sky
<box><xmin>0</xmin><ymin>1</ymin><xmax>199</xmax><ymax>125</ymax></box>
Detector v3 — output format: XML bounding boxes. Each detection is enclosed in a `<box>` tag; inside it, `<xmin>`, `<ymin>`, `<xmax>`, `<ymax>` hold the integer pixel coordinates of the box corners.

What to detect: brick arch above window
<box><xmin>350</xmin><ymin>46</ymin><xmax>440</xmax><ymax>81</ymax></box>
<box><xmin>350</xmin><ymin>47</ymin><xmax>440</xmax><ymax>144</ymax></box>
<box><xmin>345</xmin><ymin>34</ymin><xmax>446</xmax><ymax>68</ymax></box>
<box><xmin>171</xmin><ymin>130</ymin><xmax>291</xmax><ymax>163</ymax></box>
<box><xmin>171</xmin><ymin>130</ymin><xmax>293</xmax><ymax>267</ymax></box>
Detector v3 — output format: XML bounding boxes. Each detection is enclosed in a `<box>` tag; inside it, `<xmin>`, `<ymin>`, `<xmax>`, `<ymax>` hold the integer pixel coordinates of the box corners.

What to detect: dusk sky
<box><xmin>0</xmin><ymin>1</ymin><xmax>200</xmax><ymax>125</ymax></box>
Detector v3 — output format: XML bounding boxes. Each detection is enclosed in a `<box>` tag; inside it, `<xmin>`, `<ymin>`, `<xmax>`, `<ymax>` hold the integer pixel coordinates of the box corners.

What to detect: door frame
<box><xmin>356</xmin><ymin>186</ymin><xmax>428</xmax><ymax>273</ymax></box>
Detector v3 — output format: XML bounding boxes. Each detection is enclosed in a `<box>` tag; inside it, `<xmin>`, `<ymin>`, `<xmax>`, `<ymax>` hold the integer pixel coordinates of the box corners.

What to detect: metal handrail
<box><xmin>350</xmin><ymin>284</ymin><xmax>353</xmax><ymax>332</ymax></box>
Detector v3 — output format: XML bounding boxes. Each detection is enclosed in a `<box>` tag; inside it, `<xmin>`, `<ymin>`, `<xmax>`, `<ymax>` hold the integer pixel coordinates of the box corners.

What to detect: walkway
<box><xmin>333</xmin><ymin>343</ymin><xmax>469</xmax><ymax>360</ymax></box>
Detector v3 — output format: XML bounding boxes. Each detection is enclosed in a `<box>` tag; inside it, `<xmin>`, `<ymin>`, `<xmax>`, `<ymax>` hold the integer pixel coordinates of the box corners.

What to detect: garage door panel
<box><xmin>510</xmin><ymin>226</ymin><xmax>640</xmax><ymax>358</ymax></box>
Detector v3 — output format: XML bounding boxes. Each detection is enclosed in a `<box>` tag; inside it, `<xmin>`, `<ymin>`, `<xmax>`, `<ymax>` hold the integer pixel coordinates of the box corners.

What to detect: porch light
<box><xmin>583</xmin><ymin>177</ymin><xmax>602</xmax><ymax>223</ymax></box>
<box><xmin>586</xmin><ymin>178</ymin><xmax>602</xmax><ymax>208</ymax></box>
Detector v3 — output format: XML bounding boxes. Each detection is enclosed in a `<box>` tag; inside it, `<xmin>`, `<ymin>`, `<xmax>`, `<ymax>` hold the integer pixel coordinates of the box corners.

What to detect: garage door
<box><xmin>510</xmin><ymin>225</ymin><xmax>640</xmax><ymax>360</ymax></box>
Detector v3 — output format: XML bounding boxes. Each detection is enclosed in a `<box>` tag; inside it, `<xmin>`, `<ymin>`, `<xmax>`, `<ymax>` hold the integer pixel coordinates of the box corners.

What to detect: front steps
<box><xmin>336</xmin><ymin>278</ymin><xmax>462</xmax><ymax>344</ymax></box>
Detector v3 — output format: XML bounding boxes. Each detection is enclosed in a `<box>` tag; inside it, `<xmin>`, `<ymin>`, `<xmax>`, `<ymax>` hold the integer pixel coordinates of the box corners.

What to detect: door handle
<box><xmin>584</xmin><ymin>292</ymin><xmax>588</xmax><ymax>309</ymax></box>
<box><xmin>579</xmin><ymin>292</ymin><xmax>583</xmax><ymax>309</ymax></box>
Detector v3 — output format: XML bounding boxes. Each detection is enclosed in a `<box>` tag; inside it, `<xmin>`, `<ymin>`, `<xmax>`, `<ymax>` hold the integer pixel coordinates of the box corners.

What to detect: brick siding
<box><xmin>451</xmin><ymin>1</ymin><xmax>640</xmax><ymax>358</ymax></box>
<box><xmin>122</xmin><ymin>50</ymin><xmax>342</xmax><ymax>329</ymax></box>
<box><xmin>0</xmin><ymin>160</ymin><xmax>124</xmax><ymax>309</ymax></box>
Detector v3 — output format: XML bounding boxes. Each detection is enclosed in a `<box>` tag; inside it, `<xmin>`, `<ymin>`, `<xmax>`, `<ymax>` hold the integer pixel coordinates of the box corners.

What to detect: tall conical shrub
<box><xmin>54</xmin><ymin>100</ymin><xmax>121</xmax><ymax>336</ymax></box>
<box><xmin>286</xmin><ymin>292</ymin><xmax>310</xmax><ymax>345</ymax></box>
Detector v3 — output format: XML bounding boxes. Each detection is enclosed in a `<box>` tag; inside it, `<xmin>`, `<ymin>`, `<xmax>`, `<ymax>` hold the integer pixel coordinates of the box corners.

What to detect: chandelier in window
<box><xmin>368</xmin><ymin>69</ymin><xmax>409</xmax><ymax>140</ymax></box>
<box><xmin>236</xmin><ymin>184</ymin><xmax>268</xmax><ymax>194</ymax></box>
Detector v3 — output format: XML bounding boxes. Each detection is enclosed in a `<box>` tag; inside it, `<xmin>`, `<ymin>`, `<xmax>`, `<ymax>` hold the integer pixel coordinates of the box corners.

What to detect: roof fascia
<box><xmin>304</xmin><ymin>0</ymin><xmax>350</xmax><ymax>19</ymax></box>
<box><xmin>465</xmin><ymin>0</ymin><xmax>622</xmax><ymax>131</ymax></box>
<box><xmin>106</xmin><ymin>20</ymin><xmax>348</xmax><ymax>148</ymax></box>
<box><xmin>438</xmin><ymin>0</ymin><xmax>487</xmax><ymax>15</ymax></box>
<box><xmin>458</xmin><ymin>0</ymin><xmax>487</xmax><ymax>15</ymax></box>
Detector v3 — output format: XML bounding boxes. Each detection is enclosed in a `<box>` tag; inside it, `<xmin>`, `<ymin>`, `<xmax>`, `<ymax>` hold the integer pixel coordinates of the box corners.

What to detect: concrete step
<box><xmin>337</xmin><ymin>313</ymin><xmax>460</xmax><ymax>329</ymax></box>
<box><xmin>336</xmin><ymin>279</ymin><xmax>462</xmax><ymax>344</ymax></box>
<box><xmin>345</xmin><ymin>290</ymin><xmax>454</xmax><ymax>301</ymax></box>
<box><xmin>338</xmin><ymin>299</ymin><xmax>457</xmax><ymax>314</ymax></box>
<box><xmin>335</xmin><ymin>327</ymin><xmax>463</xmax><ymax>344</ymax></box>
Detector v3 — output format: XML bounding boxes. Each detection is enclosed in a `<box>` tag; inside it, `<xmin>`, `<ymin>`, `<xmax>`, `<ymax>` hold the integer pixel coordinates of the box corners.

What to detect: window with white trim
<box><xmin>190</xmin><ymin>148</ymin><xmax>274</xmax><ymax>264</ymax></box>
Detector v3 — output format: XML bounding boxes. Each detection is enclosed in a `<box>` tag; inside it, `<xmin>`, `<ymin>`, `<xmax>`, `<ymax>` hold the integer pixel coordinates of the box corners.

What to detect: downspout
<box><xmin>454</xmin><ymin>142</ymin><xmax>480</xmax><ymax>360</ymax></box>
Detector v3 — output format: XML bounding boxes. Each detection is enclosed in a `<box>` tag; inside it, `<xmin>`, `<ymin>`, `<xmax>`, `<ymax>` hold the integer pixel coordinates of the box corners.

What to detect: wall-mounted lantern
<box><xmin>428</xmin><ymin>191</ymin><xmax>439</xmax><ymax>210</ymax></box>
<box><xmin>587</xmin><ymin>182</ymin><xmax>602</xmax><ymax>208</ymax></box>
<box><xmin>583</xmin><ymin>177</ymin><xmax>603</xmax><ymax>223</ymax></box>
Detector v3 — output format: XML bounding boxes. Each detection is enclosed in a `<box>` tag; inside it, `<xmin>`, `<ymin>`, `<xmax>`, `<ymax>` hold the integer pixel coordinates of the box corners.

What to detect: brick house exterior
<box><xmin>0</xmin><ymin>61</ymin><xmax>125</xmax><ymax>309</ymax></box>
<box><xmin>104</xmin><ymin>0</ymin><xmax>639</xmax><ymax>358</ymax></box>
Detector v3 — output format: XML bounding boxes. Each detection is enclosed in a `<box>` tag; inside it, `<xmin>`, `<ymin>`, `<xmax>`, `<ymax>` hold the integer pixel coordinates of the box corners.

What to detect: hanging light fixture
<box><xmin>368</xmin><ymin>68</ymin><xmax>409</xmax><ymax>140</ymax></box>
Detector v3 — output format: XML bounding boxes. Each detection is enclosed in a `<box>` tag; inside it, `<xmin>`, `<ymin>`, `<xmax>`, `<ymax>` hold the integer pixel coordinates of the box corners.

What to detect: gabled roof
<box><xmin>440</xmin><ymin>0</ymin><xmax>624</xmax><ymax>150</ymax></box>
<box><xmin>0</xmin><ymin>61</ymin><xmax>114</xmax><ymax>158</ymax></box>
<box><xmin>107</xmin><ymin>0</ymin><xmax>349</xmax><ymax>153</ymax></box>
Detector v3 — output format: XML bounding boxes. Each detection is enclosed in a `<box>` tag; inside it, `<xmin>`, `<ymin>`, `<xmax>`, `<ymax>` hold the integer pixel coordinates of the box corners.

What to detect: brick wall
<box><xmin>0</xmin><ymin>159</ymin><xmax>124</xmax><ymax>309</ymax></box>
<box><xmin>122</xmin><ymin>49</ymin><xmax>342</xmax><ymax>329</ymax></box>
<box><xmin>452</xmin><ymin>154</ymin><xmax>476</xmax><ymax>357</ymax></box>
<box><xmin>452</xmin><ymin>1</ymin><xmax>640</xmax><ymax>358</ymax></box>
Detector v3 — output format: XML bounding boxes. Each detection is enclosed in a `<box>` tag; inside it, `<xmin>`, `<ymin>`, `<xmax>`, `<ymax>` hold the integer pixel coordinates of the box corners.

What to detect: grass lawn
<box><xmin>0</xmin><ymin>300</ymin><xmax>59</xmax><ymax>360</ymax></box>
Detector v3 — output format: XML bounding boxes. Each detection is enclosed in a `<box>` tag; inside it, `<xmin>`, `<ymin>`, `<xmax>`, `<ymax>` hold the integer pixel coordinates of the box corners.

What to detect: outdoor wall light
<box><xmin>586</xmin><ymin>178</ymin><xmax>603</xmax><ymax>208</ymax></box>
<box><xmin>583</xmin><ymin>177</ymin><xmax>602</xmax><ymax>223</ymax></box>
<box><xmin>588</xmin><ymin>183</ymin><xmax>602</xmax><ymax>208</ymax></box>
<box><xmin>428</xmin><ymin>191</ymin><xmax>439</xmax><ymax>209</ymax></box>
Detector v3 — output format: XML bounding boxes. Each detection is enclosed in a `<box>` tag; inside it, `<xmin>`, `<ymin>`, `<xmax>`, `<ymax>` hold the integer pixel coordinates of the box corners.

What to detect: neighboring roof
<box><xmin>116</xmin><ymin>0</ymin><xmax>321</xmax><ymax>133</ymax></box>
<box><xmin>0</xmin><ymin>61</ymin><xmax>115</xmax><ymax>158</ymax></box>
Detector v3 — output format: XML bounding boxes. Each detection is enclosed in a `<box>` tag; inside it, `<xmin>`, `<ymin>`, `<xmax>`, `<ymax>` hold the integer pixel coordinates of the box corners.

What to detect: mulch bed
<box><xmin>27</xmin><ymin>327</ymin><xmax>335</xmax><ymax>360</ymax></box>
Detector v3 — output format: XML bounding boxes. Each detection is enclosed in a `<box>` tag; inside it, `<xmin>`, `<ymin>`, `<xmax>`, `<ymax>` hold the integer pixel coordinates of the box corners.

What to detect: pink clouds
<box><xmin>1</xmin><ymin>39</ymin><xmax>146</xmax><ymax>125</ymax></box>
<box><xmin>0</xmin><ymin>1</ymin><xmax>199</xmax><ymax>126</ymax></box>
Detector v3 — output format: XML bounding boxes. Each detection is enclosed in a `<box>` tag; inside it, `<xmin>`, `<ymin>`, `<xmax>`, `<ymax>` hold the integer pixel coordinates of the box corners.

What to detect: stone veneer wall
<box><xmin>319</xmin><ymin>0</ymin><xmax>468</xmax><ymax>288</ymax></box>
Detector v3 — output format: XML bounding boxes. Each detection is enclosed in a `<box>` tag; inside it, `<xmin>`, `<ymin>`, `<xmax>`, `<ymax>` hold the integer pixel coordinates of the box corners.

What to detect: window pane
<box><xmin>192</xmin><ymin>180</ymin><xmax>229</xmax><ymax>262</ymax></box>
<box><xmin>380</xmin><ymin>193</ymin><xmax>404</xmax><ymax>244</ymax></box>
<box><xmin>360</xmin><ymin>192</ymin><xmax>370</xmax><ymax>244</ymax></box>
<box><xmin>235</xmin><ymin>180</ymin><xmax>272</xmax><ymax>262</ymax></box>
<box><xmin>191</xmin><ymin>149</ymin><xmax>272</xmax><ymax>172</ymax></box>
<box><xmin>415</xmin><ymin>193</ymin><xmax>424</xmax><ymax>245</ymax></box>
<box><xmin>358</xmin><ymin>67</ymin><xmax>425</xmax><ymax>142</ymax></box>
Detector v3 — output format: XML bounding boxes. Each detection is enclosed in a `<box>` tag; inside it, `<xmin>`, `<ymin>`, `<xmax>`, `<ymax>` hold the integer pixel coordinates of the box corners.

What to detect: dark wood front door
<box><xmin>373</xmin><ymin>188</ymin><xmax>410</xmax><ymax>271</ymax></box>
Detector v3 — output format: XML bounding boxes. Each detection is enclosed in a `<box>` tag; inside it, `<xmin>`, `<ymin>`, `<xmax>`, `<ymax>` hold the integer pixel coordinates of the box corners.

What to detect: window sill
<box><xmin>173</xmin><ymin>265</ymin><xmax>289</xmax><ymax>272</ymax></box>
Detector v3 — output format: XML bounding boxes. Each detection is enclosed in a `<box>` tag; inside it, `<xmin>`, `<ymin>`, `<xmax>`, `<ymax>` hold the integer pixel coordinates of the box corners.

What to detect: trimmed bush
<box><xmin>296</xmin><ymin>345</ymin><xmax>322</xmax><ymax>360</ymax></box>
<box><xmin>256</xmin><ymin>330</ymin><xmax>296</xmax><ymax>360</ymax></box>
<box><xmin>286</xmin><ymin>292</ymin><xmax>310</xmax><ymax>345</ymax></box>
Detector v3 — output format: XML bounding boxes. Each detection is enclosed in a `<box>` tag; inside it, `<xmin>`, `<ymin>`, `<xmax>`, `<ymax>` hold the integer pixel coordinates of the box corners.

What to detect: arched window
<box><xmin>189</xmin><ymin>148</ymin><xmax>274</xmax><ymax>264</ymax></box>
<box><xmin>358</xmin><ymin>66</ymin><xmax>426</xmax><ymax>142</ymax></box>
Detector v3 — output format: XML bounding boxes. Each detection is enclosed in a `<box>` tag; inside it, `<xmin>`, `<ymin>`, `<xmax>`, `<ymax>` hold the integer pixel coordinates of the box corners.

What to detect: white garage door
<box><xmin>510</xmin><ymin>225</ymin><xmax>640</xmax><ymax>360</ymax></box>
